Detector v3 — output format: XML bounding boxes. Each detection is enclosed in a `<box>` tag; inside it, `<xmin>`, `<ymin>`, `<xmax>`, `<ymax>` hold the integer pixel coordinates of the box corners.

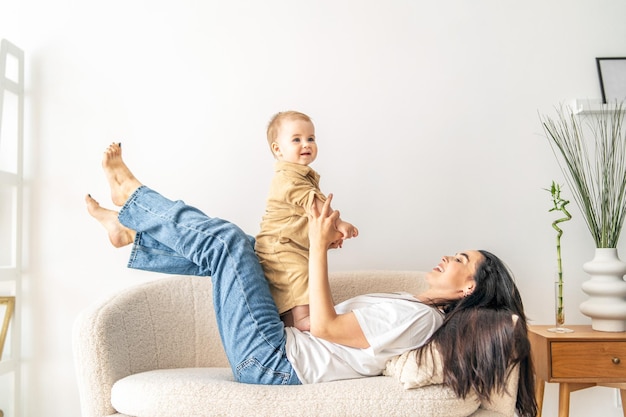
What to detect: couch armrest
<box><xmin>72</xmin><ymin>276</ymin><xmax>227</xmax><ymax>417</ymax></box>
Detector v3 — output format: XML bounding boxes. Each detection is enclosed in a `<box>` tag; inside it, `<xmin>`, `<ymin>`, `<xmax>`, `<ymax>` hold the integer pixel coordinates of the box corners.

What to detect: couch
<box><xmin>73</xmin><ymin>271</ymin><xmax>519</xmax><ymax>417</ymax></box>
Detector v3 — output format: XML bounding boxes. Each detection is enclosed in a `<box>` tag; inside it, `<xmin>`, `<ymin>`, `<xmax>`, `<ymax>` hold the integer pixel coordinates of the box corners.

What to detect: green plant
<box><xmin>546</xmin><ymin>181</ymin><xmax>571</xmax><ymax>326</ymax></box>
<box><xmin>540</xmin><ymin>101</ymin><xmax>626</xmax><ymax>248</ymax></box>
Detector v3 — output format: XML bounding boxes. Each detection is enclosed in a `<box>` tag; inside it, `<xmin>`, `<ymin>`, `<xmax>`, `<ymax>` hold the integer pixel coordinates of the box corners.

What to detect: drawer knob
<box><xmin>612</xmin><ymin>357</ymin><xmax>621</xmax><ymax>365</ymax></box>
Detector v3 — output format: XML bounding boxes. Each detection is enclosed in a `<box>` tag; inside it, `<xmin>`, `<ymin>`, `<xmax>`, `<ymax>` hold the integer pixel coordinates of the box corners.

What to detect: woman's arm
<box><xmin>311</xmin><ymin>197</ymin><xmax>358</xmax><ymax>248</ymax></box>
<box><xmin>307</xmin><ymin>195</ymin><xmax>369</xmax><ymax>349</ymax></box>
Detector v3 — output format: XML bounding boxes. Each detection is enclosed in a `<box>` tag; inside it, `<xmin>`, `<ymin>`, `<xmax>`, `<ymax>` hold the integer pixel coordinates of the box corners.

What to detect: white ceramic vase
<box><xmin>580</xmin><ymin>248</ymin><xmax>626</xmax><ymax>332</ymax></box>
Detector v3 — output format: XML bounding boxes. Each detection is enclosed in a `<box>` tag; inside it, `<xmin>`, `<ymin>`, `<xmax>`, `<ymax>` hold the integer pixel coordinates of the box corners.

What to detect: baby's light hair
<box><xmin>266</xmin><ymin>111</ymin><xmax>312</xmax><ymax>154</ymax></box>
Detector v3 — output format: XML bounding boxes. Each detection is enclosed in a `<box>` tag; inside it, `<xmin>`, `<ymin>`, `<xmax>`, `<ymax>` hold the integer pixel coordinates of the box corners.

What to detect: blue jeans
<box><xmin>118</xmin><ymin>186</ymin><xmax>301</xmax><ymax>385</ymax></box>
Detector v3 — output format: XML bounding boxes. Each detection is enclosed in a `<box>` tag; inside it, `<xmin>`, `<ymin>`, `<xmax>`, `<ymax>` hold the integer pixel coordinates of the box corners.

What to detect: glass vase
<box><xmin>548</xmin><ymin>278</ymin><xmax>573</xmax><ymax>333</ymax></box>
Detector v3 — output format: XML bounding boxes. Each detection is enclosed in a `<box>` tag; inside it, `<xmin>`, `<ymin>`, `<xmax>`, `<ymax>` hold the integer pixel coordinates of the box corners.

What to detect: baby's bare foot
<box><xmin>102</xmin><ymin>143</ymin><xmax>142</xmax><ymax>206</ymax></box>
<box><xmin>85</xmin><ymin>194</ymin><xmax>135</xmax><ymax>248</ymax></box>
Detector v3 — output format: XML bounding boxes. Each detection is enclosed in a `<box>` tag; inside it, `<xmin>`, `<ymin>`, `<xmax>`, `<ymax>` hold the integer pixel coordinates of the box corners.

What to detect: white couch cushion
<box><xmin>111</xmin><ymin>367</ymin><xmax>480</xmax><ymax>417</ymax></box>
<box><xmin>384</xmin><ymin>345</ymin><xmax>444</xmax><ymax>389</ymax></box>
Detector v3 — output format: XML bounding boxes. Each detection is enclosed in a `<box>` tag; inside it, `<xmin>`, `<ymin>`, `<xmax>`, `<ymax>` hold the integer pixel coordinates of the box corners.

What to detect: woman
<box><xmin>412</xmin><ymin>253</ymin><xmax>537</xmax><ymax>417</ymax></box>
<box><xmin>86</xmin><ymin>143</ymin><xmax>536</xmax><ymax>416</ymax></box>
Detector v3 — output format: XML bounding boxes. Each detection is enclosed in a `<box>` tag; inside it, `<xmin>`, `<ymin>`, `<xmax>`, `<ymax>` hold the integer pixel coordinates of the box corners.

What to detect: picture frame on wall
<box><xmin>0</xmin><ymin>296</ymin><xmax>15</xmax><ymax>359</ymax></box>
<box><xmin>596</xmin><ymin>57</ymin><xmax>626</xmax><ymax>104</ymax></box>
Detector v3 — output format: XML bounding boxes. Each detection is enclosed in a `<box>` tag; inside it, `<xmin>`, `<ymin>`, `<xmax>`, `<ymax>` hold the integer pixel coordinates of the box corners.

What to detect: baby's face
<box><xmin>272</xmin><ymin>119</ymin><xmax>317</xmax><ymax>166</ymax></box>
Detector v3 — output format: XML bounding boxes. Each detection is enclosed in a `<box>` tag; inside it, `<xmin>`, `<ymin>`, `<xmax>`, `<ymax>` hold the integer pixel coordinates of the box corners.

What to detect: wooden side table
<box><xmin>529</xmin><ymin>325</ymin><xmax>626</xmax><ymax>417</ymax></box>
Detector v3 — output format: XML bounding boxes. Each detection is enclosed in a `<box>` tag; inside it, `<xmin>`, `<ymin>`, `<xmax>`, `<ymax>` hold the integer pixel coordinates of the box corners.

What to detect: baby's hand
<box><xmin>337</xmin><ymin>222</ymin><xmax>359</xmax><ymax>242</ymax></box>
<box><xmin>345</xmin><ymin>224</ymin><xmax>359</xmax><ymax>239</ymax></box>
<box><xmin>329</xmin><ymin>239</ymin><xmax>343</xmax><ymax>249</ymax></box>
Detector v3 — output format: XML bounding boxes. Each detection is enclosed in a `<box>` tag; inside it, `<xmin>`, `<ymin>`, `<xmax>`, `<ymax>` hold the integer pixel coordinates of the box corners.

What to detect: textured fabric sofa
<box><xmin>73</xmin><ymin>271</ymin><xmax>519</xmax><ymax>417</ymax></box>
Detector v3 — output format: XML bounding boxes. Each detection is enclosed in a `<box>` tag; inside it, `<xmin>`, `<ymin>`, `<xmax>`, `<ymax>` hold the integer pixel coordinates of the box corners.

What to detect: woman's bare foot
<box><xmin>102</xmin><ymin>143</ymin><xmax>142</xmax><ymax>206</ymax></box>
<box><xmin>85</xmin><ymin>194</ymin><xmax>135</xmax><ymax>248</ymax></box>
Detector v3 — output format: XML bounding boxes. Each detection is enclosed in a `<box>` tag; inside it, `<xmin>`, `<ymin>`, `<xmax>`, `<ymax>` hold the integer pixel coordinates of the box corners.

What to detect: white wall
<box><xmin>2</xmin><ymin>1</ymin><xmax>626</xmax><ymax>416</ymax></box>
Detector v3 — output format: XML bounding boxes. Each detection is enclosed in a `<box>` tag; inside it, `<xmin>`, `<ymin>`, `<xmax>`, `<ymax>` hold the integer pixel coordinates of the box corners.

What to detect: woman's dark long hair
<box><xmin>418</xmin><ymin>250</ymin><xmax>537</xmax><ymax>417</ymax></box>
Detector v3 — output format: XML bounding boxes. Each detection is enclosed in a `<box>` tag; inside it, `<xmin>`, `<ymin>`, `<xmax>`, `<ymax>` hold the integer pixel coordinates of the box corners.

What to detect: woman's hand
<box><xmin>308</xmin><ymin>194</ymin><xmax>343</xmax><ymax>251</ymax></box>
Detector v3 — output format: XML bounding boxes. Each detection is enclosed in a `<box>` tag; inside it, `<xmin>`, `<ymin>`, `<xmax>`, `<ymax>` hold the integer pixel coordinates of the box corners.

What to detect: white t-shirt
<box><xmin>284</xmin><ymin>292</ymin><xmax>444</xmax><ymax>384</ymax></box>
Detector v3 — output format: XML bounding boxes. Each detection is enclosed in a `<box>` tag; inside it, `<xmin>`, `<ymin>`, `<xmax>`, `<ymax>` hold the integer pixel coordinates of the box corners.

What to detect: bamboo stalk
<box><xmin>546</xmin><ymin>181</ymin><xmax>571</xmax><ymax>325</ymax></box>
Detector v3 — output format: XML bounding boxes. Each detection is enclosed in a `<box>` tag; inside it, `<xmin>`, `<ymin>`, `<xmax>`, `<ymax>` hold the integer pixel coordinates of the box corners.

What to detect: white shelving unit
<box><xmin>0</xmin><ymin>39</ymin><xmax>24</xmax><ymax>417</ymax></box>
<box><xmin>568</xmin><ymin>98</ymin><xmax>625</xmax><ymax>115</ymax></box>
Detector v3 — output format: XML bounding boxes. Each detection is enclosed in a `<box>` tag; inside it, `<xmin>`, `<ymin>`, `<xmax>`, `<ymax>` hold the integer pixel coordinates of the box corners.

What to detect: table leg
<box><xmin>557</xmin><ymin>383</ymin><xmax>597</xmax><ymax>417</ymax></box>
<box><xmin>558</xmin><ymin>383</ymin><xmax>571</xmax><ymax>417</ymax></box>
<box><xmin>621</xmin><ymin>389</ymin><xmax>625</xmax><ymax>417</ymax></box>
<box><xmin>535</xmin><ymin>378</ymin><xmax>545</xmax><ymax>417</ymax></box>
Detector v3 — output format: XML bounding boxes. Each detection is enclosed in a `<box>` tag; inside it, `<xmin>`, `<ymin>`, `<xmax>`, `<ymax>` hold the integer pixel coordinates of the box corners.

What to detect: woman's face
<box><xmin>426</xmin><ymin>250</ymin><xmax>483</xmax><ymax>297</ymax></box>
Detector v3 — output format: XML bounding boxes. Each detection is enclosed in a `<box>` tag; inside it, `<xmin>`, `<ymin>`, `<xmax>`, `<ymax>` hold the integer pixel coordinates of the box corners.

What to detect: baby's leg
<box><xmin>85</xmin><ymin>194</ymin><xmax>135</xmax><ymax>247</ymax></box>
<box><xmin>289</xmin><ymin>305</ymin><xmax>310</xmax><ymax>332</ymax></box>
<box><xmin>280</xmin><ymin>310</ymin><xmax>294</xmax><ymax>327</ymax></box>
